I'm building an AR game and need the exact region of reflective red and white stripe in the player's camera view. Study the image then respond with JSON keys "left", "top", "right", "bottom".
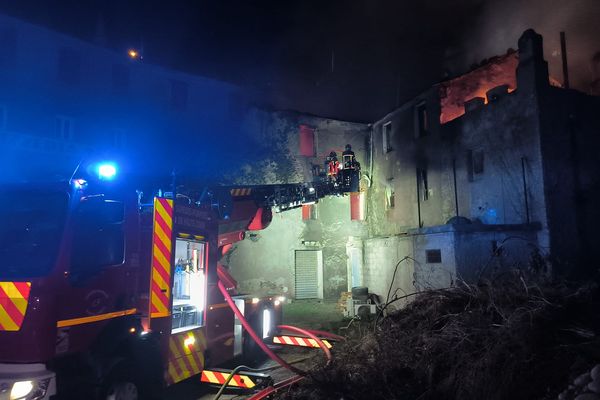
{"left": 201, "top": 370, "right": 256, "bottom": 388}
{"left": 272, "top": 335, "right": 332, "bottom": 349}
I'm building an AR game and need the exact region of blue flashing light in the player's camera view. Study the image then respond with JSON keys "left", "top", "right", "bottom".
{"left": 98, "top": 163, "right": 117, "bottom": 180}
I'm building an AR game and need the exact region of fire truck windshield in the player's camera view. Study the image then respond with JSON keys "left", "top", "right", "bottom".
{"left": 0, "top": 191, "right": 68, "bottom": 279}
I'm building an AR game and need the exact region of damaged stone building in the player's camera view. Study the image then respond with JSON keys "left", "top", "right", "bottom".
{"left": 227, "top": 29, "right": 600, "bottom": 306}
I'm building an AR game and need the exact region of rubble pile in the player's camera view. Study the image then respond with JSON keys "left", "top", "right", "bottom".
{"left": 277, "top": 275, "right": 600, "bottom": 400}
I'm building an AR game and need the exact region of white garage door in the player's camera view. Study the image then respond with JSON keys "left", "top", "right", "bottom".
{"left": 294, "top": 250, "right": 323, "bottom": 299}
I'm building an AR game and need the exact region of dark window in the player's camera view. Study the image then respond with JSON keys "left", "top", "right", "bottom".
{"left": 383, "top": 122, "right": 392, "bottom": 153}
{"left": 417, "top": 168, "right": 429, "bottom": 201}
{"left": 0, "top": 28, "right": 17, "bottom": 68}
{"left": 57, "top": 47, "right": 81, "bottom": 84}
{"left": 71, "top": 199, "right": 125, "bottom": 277}
{"left": 112, "top": 64, "right": 130, "bottom": 92}
{"left": 170, "top": 80, "right": 188, "bottom": 110}
{"left": 0, "top": 191, "right": 67, "bottom": 279}
{"left": 416, "top": 102, "right": 428, "bottom": 137}
{"left": 467, "top": 149, "right": 484, "bottom": 181}
{"left": 426, "top": 249, "right": 442, "bottom": 263}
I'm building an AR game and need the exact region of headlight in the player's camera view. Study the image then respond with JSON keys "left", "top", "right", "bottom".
{"left": 10, "top": 378, "right": 50, "bottom": 400}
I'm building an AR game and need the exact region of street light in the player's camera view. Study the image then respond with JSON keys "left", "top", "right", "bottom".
{"left": 128, "top": 49, "right": 140, "bottom": 60}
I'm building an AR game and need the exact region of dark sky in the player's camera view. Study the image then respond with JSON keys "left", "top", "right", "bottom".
{"left": 1, "top": 0, "right": 599, "bottom": 122}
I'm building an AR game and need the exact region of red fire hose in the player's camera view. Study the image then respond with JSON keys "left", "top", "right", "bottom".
{"left": 284, "top": 327, "right": 345, "bottom": 342}
{"left": 217, "top": 281, "right": 336, "bottom": 399}
{"left": 218, "top": 282, "right": 332, "bottom": 370}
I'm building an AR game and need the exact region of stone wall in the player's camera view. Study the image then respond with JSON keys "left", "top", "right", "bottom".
{"left": 363, "top": 236, "right": 414, "bottom": 309}
{"left": 226, "top": 108, "right": 370, "bottom": 300}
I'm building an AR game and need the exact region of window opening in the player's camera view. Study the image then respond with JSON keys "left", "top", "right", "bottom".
{"left": 382, "top": 122, "right": 392, "bottom": 153}
{"left": 467, "top": 149, "right": 485, "bottom": 181}
{"left": 426, "top": 249, "right": 442, "bottom": 263}
{"left": 172, "top": 238, "right": 206, "bottom": 333}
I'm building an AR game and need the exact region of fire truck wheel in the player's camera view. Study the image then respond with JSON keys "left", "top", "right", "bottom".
{"left": 104, "top": 381, "right": 138, "bottom": 400}
{"left": 101, "top": 363, "right": 145, "bottom": 400}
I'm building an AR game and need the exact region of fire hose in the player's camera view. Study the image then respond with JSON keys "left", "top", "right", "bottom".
{"left": 217, "top": 281, "right": 335, "bottom": 399}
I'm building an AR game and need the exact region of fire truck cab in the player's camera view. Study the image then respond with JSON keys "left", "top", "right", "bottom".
{"left": 0, "top": 166, "right": 282, "bottom": 399}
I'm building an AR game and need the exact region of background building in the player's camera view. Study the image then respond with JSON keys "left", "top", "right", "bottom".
{"left": 227, "top": 29, "right": 600, "bottom": 308}
{"left": 0, "top": 12, "right": 245, "bottom": 183}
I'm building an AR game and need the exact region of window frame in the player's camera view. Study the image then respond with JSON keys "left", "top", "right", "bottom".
{"left": 171, "top": 237, "right": 207, "bottom": 333}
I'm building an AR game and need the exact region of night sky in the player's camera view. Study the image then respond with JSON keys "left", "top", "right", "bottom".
{"left": 1, "top": 0, "right": 598, "bottom": 122}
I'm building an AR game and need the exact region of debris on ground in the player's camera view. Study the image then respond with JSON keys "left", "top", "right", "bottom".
{"left": 275, "top": 273, "right": 600, "bottom": 400}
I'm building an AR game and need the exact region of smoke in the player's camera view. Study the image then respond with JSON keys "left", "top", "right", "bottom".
{"left": 447, "top": 0, "right": 600, "bottom": 92}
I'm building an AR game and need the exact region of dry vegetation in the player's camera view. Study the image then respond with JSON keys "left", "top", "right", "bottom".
{"left": 276, "top": 273, "right": 600, "bottom": 400}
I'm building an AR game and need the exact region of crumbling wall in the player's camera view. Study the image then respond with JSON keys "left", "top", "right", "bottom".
{"left": 228, "top": 108, "right": 369, "bottom": 300}
{"left": 438, "top": 51, "right": 518, "bottom": 124}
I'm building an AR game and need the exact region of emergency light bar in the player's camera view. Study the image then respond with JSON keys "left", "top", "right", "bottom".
{"left": 97, "top": 163, "right": 118, "bottom": 180}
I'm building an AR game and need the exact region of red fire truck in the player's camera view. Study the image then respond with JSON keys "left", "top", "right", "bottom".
{"left": 0, "top": 160, "right": 359, "bottom": 400}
